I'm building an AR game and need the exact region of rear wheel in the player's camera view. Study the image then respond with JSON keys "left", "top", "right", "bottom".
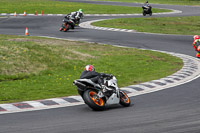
{"left": 63, "top": 24, "right": 69, "bottom": 32}
{"left": 119, "top": 90, "right": 131, "bottom": 107}
{"left": 83, "top": 89, "right": 105, "bottom": 111}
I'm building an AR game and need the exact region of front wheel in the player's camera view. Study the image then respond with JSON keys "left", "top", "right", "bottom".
{"left": 83, "top": 89, "right": 105, "bottom": 111}
{"left": 63, "top": 24, "right": 70, "bottom": 32}
{"left": 59, "top": 27, "right": 63, "bottom": 31}
{"left": 119, "top": 90, "right": 131, "bottom": 107}
{"left": 149, "top": 11, "right": 152, "bottom": 16}
{"left": 143, "top": 11, "right": 146, "bottom": 16}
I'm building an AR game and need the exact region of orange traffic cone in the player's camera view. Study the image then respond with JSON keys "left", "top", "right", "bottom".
{"left": 35, "top": 10, "right": 37, "bottom": 16}
{"left": 24, "top": 11, "right": 26, "bottom": 16}
{"left": 14, "top": 11, "right": 17, "bottom": 16}
{"left": 41, "top": 10, "right": 43, "bottom": 16}
{"left": 25, "top": 27, "right": 29, "bottom": 36}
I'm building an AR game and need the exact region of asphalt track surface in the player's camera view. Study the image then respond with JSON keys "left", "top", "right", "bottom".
{"left": 0, "top": 0, "right": 200, "bottom": 133}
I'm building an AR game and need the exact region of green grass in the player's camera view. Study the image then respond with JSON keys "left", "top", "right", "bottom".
{"left": 92, "top": 0, "right": 200, "bottom": 6}
{"left": 0, "top": 0, "right": 170, "bottom": 14}
{"left": 92, "top": 16, "right": 200, "bottom": 35}
{"left": 0, "top": 35, "right": 183, "bottom": 103}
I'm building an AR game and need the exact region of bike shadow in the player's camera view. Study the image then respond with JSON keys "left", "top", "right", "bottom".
{"left": 82, "top": 104, "right": 134, "bottom": 112}
{"left": 105, "top": 104, "right": 134, "bottom": 111}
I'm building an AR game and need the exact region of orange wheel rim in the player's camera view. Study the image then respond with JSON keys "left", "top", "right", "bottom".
{"left": 120, "top": 92, "right": 130, "bottom": 103}
{"left": 89, "top": 91, "right": 104, "bottom": 106}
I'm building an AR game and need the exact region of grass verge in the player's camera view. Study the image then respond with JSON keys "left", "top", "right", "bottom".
{"left": 0, "top": 0, "right": 170, "bottom": 14}
{"left": 0, "top": 34, "right": 183, "bottom": 103}
{"left": 92, "top": 0, "right": 200, "bottom": 6}
{"left": 92, "top": 16, "right": 200, "bottom": 35}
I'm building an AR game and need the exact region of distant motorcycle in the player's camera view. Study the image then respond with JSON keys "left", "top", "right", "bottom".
{"left": 59, "top": 16, "right": 75, "bottom": 32}
{"left": 142, "top": 5, "right": 152, "bottom": 16}
{"left": 73, "top": 75, "right": 131, "bottom": 111}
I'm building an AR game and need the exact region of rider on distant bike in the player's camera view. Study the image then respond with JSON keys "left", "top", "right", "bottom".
{"left": 80, "top": 65, "right": 113, "bottom": 95}
{"left": 143, "top": 1, "right": 151, "bottom": 10}
{"left": 142, "top": 0, "right": 152, "bottom": 16}
{"left": 144, "top": 1, "right": 150, "bottom": 6}
{"left": 67, "top": 9, "right": 84, "bottom": 25}
{"left": 192, "top": 35, "right": 200, "bottom": 58}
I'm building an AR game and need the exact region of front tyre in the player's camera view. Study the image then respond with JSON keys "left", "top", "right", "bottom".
{"left": 149, "top": 11, "right": 152, "bottom": 16}
{"left": 83, "top": 89, "right": 105, "bottom": 111}
{"left": 59, "top": 27, "right": 63, "bottom": 31}
{"left": 119, "top": 90, "right": 131, "bottom": 107}
{"left": 63, "top": 24, "right": 70, "bottom": 32}
{"left": 143, "top": 11, "right": 146, "bottom": 16}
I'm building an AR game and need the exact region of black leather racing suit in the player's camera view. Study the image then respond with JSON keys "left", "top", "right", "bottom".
{"left": 80, "top": 70, "right": 110, "bottom": 85}
{"left": 78, "top": 71, "right": 111, "bottom": 97}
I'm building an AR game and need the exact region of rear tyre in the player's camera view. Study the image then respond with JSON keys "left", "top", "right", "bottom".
{"left": 83, "top": 89, "right": 105, "bottom": 111}
{"left": 119, "top": 90, "right": 131, "bottom": 107}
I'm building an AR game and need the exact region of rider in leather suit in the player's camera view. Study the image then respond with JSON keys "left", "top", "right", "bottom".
{"left": 79, "top": 65, "right": 113, "bottom": 96}
{"left": 80, "top": 65, "right": 112, "bottom": 85}
{"left": 67, "top": 9, "right": 84, "bottom": 25}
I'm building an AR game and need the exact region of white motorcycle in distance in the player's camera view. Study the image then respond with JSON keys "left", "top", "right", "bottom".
{"left": 73, "top": 75, "right": 131, "bottom": 111}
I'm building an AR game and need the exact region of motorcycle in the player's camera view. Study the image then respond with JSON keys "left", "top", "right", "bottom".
{"left": 73, "top": 75, "right": 131, "bottom": 111}
{"left": 142, "top": 5, "right": 152, "bottom": 16}
{"left": 59, "top": 16, "right": 75, "bottom": 32}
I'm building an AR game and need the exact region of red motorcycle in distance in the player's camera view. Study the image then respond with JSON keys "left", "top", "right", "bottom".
{"left": 193, "top": 35, "right": 200, "bottom": 58}
{"left": 59, "top": 16, "right": 75, "bottom": 32}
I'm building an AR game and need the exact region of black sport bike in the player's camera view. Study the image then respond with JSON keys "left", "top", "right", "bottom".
{"left": 59, "top": 16, "right": 75, "bottom": 32}
{"left": 142, "top": 5, "right": 152, "bottom": 16}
